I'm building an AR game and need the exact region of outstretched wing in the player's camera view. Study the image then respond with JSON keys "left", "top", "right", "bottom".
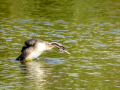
{"left": 21, "top": 39, "right": 45, "bottom": 52}
{"left": 25, "top": 39, "right": 37, "bottom": 46}
{"left": 21, "top": 39, "right": 37, "bottom": 52}
{"left": 21, "top": 45, "right": 28, "bottom": 52}
{"left": 25, "top": 39, "right": 44, "bottom": 47}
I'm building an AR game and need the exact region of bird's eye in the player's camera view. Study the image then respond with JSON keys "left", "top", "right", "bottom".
{"left": 62, "top": 46, "right": 65, "bottom": 50}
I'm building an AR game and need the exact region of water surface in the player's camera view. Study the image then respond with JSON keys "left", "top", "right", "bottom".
{"left": 0, "top": 0, "right": 120, "bottom": 90}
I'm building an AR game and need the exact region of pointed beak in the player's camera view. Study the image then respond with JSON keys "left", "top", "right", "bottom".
{"left": 64, "top": 50, "right": 70, "bottom": 54}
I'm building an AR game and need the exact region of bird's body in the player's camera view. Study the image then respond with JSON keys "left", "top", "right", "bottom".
{"left": 16, "top": 39, "right": 70, "bottom": 61}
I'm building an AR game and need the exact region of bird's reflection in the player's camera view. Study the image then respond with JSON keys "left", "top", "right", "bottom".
{"left": 19, "top": 58, "right": 62, "bottom": 89}
{"left": 20, "top": 60, "right": 47, "bottom": 89}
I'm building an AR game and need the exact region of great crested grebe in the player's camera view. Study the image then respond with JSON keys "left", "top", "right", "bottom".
{"left": 16, "top": 39, "right": 70, "bottom": 61}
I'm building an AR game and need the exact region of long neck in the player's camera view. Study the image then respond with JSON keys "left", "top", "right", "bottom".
{"left": 51, "top": 42, "right": 61, "bottom": 48}
{"left": 45, "top": 42, "right": 60, "bottom": 50}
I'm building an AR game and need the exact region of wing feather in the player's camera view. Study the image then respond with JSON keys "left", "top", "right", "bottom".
{"left": 25, "top": 39, "right": 44, "bottom": 46}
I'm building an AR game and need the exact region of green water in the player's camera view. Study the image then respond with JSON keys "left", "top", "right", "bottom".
{"left": 0, "top": 0, "right": 120, "bottom": 90}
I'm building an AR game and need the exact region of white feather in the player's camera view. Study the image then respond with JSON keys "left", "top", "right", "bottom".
{"left": 27, "top": 43, "right": 46, "bottom": 60}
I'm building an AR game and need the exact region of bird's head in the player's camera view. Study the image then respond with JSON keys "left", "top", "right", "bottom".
{"left": 58, "top": 46, "right": 70, "bottom": 54}
{"left": 51, "top": 42, "right": 70, "bottom": 54}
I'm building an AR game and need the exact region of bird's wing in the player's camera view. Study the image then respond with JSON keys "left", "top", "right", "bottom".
{"left": 25, "top": 39, "right": 44, "bottom": 46}
{"left": 21, "top": 39, "right": 38, "bottom": 52}
{"left": 21, "top": 45, "right": 28, "bottom": 52}
{"left": 25, "top": 39, "right": 37, "bottom": 46}
{"left": 22, "top": 39, "right": 44, "bottom": 52}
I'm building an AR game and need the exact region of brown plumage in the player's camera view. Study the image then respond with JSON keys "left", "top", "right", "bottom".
{"left": 16, "top": 39, "right": 70, "bottom": 61}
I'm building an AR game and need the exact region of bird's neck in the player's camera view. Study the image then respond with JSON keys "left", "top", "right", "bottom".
{"left": 51, "top": 42, "right": 61, "bottom": 48}
{"left": 46, "top": 42, "right": 60, "bottom": 50}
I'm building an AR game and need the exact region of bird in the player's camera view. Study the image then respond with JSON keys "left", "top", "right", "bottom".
{"left": 16, "top": 39, "right": 70, "bottom": 61}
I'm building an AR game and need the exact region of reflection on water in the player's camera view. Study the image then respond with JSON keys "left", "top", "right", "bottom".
{"left": 0, "top": 0, "right": 120, "bottom": 90}
{"left": 19, "top": 58, "right": 63, "bottom": 90}
{"left": 20, "top": 61, "right": 46, "bottom": 89}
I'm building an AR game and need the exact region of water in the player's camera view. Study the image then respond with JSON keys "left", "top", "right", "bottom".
{"left": 0, "top": 0, "right": 120, "bottom": 90}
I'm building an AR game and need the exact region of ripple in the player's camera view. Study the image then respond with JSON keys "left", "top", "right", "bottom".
{"left": 0, "top": 1, "right": 120, "bottom": 89}
{"left": 67, "top": 73, "right": 79, "bottom": 77}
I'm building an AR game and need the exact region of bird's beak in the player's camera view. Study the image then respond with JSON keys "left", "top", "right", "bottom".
{"left": 64, "top": 50, "right": 70, "bottom": 54}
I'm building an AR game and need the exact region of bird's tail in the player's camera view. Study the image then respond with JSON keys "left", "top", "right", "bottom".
{"left": 16, "top": 54, "right": 22, "bottom": 61}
